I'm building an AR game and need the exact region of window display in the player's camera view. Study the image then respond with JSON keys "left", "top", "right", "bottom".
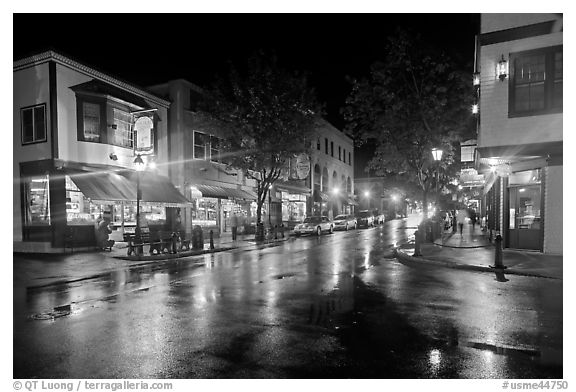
{"left": 24, "top": 175, "right": 50, "bottom": 225}
{"left": 191, "top": 197, "right": 218, "bottom": 226}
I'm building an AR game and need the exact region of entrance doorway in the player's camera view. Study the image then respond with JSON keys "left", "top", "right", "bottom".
{"left": 508, "top": 185, "right": 542, "bottom": 250}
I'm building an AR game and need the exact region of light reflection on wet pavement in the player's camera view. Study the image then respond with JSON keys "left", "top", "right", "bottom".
{"left": 14, "top": 219, "right": 562, "bottom": 378}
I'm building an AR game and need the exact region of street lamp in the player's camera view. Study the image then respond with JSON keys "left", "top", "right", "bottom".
{"left": 331, "top": 187, "right": 339, "bottom": 218}
{"left": 363, "top": 190, "right": 370, "bottom": 210}
{"left": 268, "top": 184, "right": 273, "bottom": 226}
{"left": 134, "top": 154, "right": 145, "bottom": 253}
{"left": 431, "top": 148, "right": 443, "bottom": 209}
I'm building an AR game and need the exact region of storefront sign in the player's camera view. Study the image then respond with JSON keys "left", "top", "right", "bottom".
{"left": 135, "top": 116, "right": 154, "bottom": 155}
{"left": 289, "top": 154, "right": 311, "bottom": 180}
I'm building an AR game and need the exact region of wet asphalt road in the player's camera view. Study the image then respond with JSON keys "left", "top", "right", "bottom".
{"left": 13, "top": 219, "right": 562, "bottom": 379}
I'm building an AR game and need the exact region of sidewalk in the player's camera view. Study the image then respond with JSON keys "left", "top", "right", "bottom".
{"left": 14, "top": 233, "right": 291, "bottom": 289}
{"left": 396, "top": 219, "right": 562, "bottom": 280}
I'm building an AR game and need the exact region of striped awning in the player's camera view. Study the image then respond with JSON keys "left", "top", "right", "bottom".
{"left": 68, "top": 169, "right": 191, "bottom": 207}
{"left": 191, "top": 184, "right": 257, "bottom": 200}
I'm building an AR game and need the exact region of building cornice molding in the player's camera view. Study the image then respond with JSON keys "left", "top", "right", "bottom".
{"left": 14, "top": 51, "right": 171, "bottom": 109}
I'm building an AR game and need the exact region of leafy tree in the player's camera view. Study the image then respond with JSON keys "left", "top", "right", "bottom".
{"left": 200, "top": 51, "right": 323, "bottom": 236}
{"left": 343, "top": 29, "right": 475, "bottom": 216}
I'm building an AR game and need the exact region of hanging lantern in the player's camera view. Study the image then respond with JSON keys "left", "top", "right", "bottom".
{"left": 497, "top": 54, "right": 508, "bottom": 82}
{"left": 471, "top": 103, "right": 479, "bottom": 115}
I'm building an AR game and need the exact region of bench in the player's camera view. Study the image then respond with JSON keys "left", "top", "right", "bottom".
{"left": 125, "top": 230, "right": 192, "bottom": 256}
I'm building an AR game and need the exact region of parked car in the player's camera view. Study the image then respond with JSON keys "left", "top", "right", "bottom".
{"left": 294, "top": 216, "right": 334, "bottom": 236}
{"left": 356, "top": 210, "right": 375, "bottom": 228}
{"left": 333, "top": 214, "right": 357, "bottom": 231}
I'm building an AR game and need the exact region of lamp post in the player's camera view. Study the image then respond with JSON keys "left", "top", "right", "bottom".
{"left": 391, "top": 194, "right": 398, "bottom": 218}
{"left": 363, "top": 190, "right": 370, "bottom": 210}
{"left": 431, "top": 148, "right": 443, "bottom": 211}
{"left": 268, "top": 184, "right": 273, "bottom": 226}
{"left": 134, "top": 154, "right": 145, "bottom": 253}
{"left": 331, "top": 187, "right": 339, "bottom": 219}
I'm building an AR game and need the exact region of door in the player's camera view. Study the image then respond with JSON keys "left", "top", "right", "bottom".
{"left": 508, "top": 185, "right": 542, "bottom": 250}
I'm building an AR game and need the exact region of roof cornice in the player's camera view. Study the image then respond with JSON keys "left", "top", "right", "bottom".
{"left": 14, "top": 51, "right": 171, "bottom": 108}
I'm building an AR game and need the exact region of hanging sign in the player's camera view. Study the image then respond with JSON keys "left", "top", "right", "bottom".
{"left": 134, "top": 116, "right": 154, "bottom": 155}
{"left": 289, "top": 153, "right": 311, "bottom": 180}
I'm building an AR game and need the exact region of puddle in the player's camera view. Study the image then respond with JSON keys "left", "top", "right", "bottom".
{"left": 29, "top": 304, "right": 72, "bottom": 320}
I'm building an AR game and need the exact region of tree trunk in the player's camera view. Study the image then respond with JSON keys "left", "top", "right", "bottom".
{"left": 256, "top": 202, "right": 262, "bottom": 225}
{"left": 422, "top": 190, "right": 428, "bottom": 217}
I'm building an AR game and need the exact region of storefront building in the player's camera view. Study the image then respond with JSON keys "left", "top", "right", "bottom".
{"left": 475, "top": 14, "right": 562, "bottom": 254}
{"left": 14, "top": 51, "right": 189, "bottom": 253}
{"left": 310, "top": 119, "right": 356, "bottom": 219}
{"left": 147, "top": 79, "right": 261, "bottom": 236}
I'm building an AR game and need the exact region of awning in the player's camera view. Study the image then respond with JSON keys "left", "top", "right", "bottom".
{"left": 192, "top": 184, "right": 257, "bottom": 200}
{"left": 346, "top": 198, "right": 359, "bottom": 206}
{"left": 276, "top": 182, "right": 311, "bottom": 196}
{"left": 68, "top": 169, "right": 191, "bottom": 207}
{"left": 68, "top": 170, "right": 135, "bottom": 202}
{"left": 123, "top": 171, "right": 191, "bottom": 206}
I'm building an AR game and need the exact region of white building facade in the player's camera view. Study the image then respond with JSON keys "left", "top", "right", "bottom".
{"left": 13, "top": 52, "right": 188, "bottom": 253}
{"left": 476, "top": 14, "right": 562, "bottom": 254}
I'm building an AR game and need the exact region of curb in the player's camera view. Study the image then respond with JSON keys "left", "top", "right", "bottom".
{"left": 394, "top": 248, "right": 560, "bottom": 280}
{"left": 112, "top": 246, "right": 237, "bottom": 262}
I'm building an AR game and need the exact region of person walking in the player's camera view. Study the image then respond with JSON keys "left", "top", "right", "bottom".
{"left": 469, "top": 207, "right": 477, "bottom": 231}
{"left": 456, "top": 208, "right": 468, "bottom": 237}
{"left": 230, "top": 212, "right": 238, "bottom": 241}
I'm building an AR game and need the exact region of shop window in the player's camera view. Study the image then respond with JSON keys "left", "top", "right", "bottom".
{"left": 111, "top": 108, "right": 133, "bottom": 148}
{"left": 21, "top": 104, "right": 47, "bottom": 145}
{"left": 141, "top": 205, "right": 166, "bottom": 223}
{"left": 24, "top": 175, "right": 50, "bottom": 225}
{"left": 509, "top": 46, "right": 562, "bottom": 116}
{"left": 509, "top": 169, "right": 541, "bottom": 185}
{"left": 65, "top": 176, "right": 97, "bottom": 225}
{"left": 82, "top": 102, "right": 102, "bottom": 142}
{"left": 192, "top": 198, "right": 217, "bottom": 226}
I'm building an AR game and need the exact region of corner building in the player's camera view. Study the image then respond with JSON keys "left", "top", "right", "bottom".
{"left": 13, "top": 52, "right": 188, "bottom": 253}
{"left": 476, "top": 14, "right": 562, "bottom": 254}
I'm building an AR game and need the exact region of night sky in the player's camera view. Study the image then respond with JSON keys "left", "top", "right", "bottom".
{"left": 14, "top": 13, "right": 480, "bottom": 177}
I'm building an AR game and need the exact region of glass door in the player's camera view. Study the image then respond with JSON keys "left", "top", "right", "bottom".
{"left": 508, "top": 185, "right": 542, "bottom": 250}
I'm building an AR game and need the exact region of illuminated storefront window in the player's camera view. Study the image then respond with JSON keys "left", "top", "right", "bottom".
{"left": 66, "top": 176, "right": 97, "bottom": 225}
{"left": 281, "top": 192, "right": 307, "bottom": 222}
{"left": 65, "top": 175, "right": 166, "bottom": 228}
{"left": 24, "top": 175, "right": 50, "bottom": 225}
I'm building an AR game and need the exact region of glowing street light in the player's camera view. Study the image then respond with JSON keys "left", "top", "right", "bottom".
{"left": 432, "top": 148, "right": 443, "bottom": 209}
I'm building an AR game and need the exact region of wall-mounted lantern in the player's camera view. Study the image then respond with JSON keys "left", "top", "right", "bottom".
{"left": 473, "top": 72, "right": 480, "bottom": 86}
{"left": 497, "top": 54, "right": 508, "bottom": 82}
{"left": 472, "top": 103, "right": 479, "bottom": 115}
